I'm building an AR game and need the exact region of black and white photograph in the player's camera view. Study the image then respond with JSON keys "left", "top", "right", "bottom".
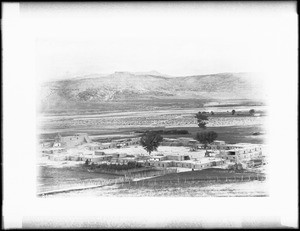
{"left": 2, "top": 2, "right": 298, "bottom": 229}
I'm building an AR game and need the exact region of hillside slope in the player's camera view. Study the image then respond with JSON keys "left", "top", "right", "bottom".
{"left": 39, "top": 72, "right": 265, "bottom": 112}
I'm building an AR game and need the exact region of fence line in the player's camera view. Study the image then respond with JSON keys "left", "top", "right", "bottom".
{"left": 126, "top": 168, "right": 177, "bottom": 179}
{"left": 38, "top": 177, "right": 129, "bottom": 196}
{"left": 38, "top": 168, "right": 179, "bottom": 196}
{"left": 88, "top": 166, "right": 177, "bottom": 176}
{"left": 122, "top": 175, "right": 267, "bottom": 187}
{"left": 38, "top": 168, "right": 266, "bottom": 196}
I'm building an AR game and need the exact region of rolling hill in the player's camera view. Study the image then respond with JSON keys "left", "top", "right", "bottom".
{"left": 39, "top": 72, "right": 265, "bottom": 113}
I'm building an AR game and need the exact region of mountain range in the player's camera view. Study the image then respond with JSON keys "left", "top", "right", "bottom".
{"left": 39, "top": 71, "right": 265, "bottom": 112}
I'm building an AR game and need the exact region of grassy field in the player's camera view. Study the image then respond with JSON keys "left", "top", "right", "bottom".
{"left": 161, "top": 125, "right": 266, "bottom": 144}
{"left": 39, "top": 124, "right": 266, "bottom": 145}
{"left": 143, "top": 168, "right": 265, "bottom": 182}
{"left": 38, "top": 115, "right": 265, "bottom": 131}
{"left": 37, "top": 165, "right": 120, "bottom": 193}
{"left": 38, "top": 105, "right": 266, "bottom": 138}
{"left": 39, "top": 167, "right": 268, "bottom": 197}
{"left": 43, "top": 178, "right": 268, "bottom": 197}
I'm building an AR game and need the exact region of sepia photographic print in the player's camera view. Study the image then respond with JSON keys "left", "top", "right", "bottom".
{"left": 2, "top": 2, "right": 298, "bottom": 229}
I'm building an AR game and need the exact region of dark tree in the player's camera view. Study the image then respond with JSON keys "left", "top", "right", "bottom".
{"left": 90, "top": 162, "right": 96, "bottom": 169}
{"left": 249, "top": 109, "right": 255, "bottom": 115}
{"left": 211, "top": 111, "right": 214, "bottom": 115}
{"left": 195, "top": 131, "right": 218, "bottom": 149}
{"left": 195, "top": 112, "right": 209, "bottom": 129}
{"left": 232, "top": 109, "right": 236, "bottom": 115}
{"left": 140, "top": 132, "right": 163, "bottom": 155}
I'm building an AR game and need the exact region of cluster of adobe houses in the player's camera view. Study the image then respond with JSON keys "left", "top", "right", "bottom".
{"left": 161, "top": 137, "right": 199, "bottom": 147}
{"left": 198, "top": 140, "right": 264, "bottom": 163}
{"left": 40, "top": 133, "right": 141, "bottom": 161}
{"left": 41, "top": 134, "right": 140, "bottom": 151}
{"left": 40, "top": 133, "right": 265, "bottom": 169}
{"left": 86, "top": 137, "right": 141, "bottom": 150}
{"left": 40, "top": 133, "right": 90, "bottom": 153}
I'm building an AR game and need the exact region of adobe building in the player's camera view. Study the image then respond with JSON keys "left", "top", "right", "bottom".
{"left": 41, "top": 147, "right": 65, "bottom": 154}
{"left": 217, "top": 145, "right": 263, "bottom": 163}
{"left": 55, "top": 133, "right": 91, "bottom": 148}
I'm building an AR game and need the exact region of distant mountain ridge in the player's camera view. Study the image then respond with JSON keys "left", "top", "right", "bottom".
{"left": 48, "top": 71, "right": 170, "bottom": 83}
{"left": 39, "top": 71, "right": 265, "bottom": 112}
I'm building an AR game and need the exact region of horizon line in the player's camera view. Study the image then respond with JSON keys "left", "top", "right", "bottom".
{"left": 42, "top": 70, "right": 258, "bottom": 83}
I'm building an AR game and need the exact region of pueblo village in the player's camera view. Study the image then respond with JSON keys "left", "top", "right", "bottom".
{"left": 38, "top": 108, "right": 268, "bottom": 197}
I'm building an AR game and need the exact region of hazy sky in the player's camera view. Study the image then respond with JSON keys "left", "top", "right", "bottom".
{"left": 20, "top": 2, "right": 296, "bottom": 81}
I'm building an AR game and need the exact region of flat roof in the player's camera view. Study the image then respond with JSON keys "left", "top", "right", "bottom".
{"left": 86, "top": 143, "right": 101, "bottom": 147}
{"left": 223, "top": 149, "right": 238, "bottom": 152}
{"left": 159, "top": 160, "right": 174, "bottom": 163}
{"left": 136, "top": 156, "right": 151, "bottom": 159}
{"left": 49, "top": 153, "right": 69, "bottom": 156}
{"left": 166, "top": 154, "right": 188, "bottom": 157}
{"left": 175, "top": 160, "right": 196, "bottom": 164}
{"left": 235, "top": 143, "right": 260, "bottom": 146}
{"left": 41, "top": 147, "right": 65, "bottom": 151}
{"left": 194, "top": 158, "right": 224, "bottom": 164}
{"left": 177, "top": 137, "right": 196, "bottom": 141}
{"left": 85, "top": 155, "right": 113, "bottom": 158}
{"left": 173, "top": 160, "right": 221, "bottom": 165}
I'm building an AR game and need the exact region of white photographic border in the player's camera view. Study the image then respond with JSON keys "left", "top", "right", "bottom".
{"left": 2, "top": 2, "right": 298, "bottom": 229}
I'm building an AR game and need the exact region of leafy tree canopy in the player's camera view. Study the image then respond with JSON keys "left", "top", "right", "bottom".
{"left": 195, "top": 111, "right": 209, "bottom": 129}
{"left": 195, "top": 131, "right": 218, "bottom": 147}
{"left": 140, "top": 132, "right": 163, "bottom": 155}
{"left": 249, "top": 109, "right": 255, "bottom": 115}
